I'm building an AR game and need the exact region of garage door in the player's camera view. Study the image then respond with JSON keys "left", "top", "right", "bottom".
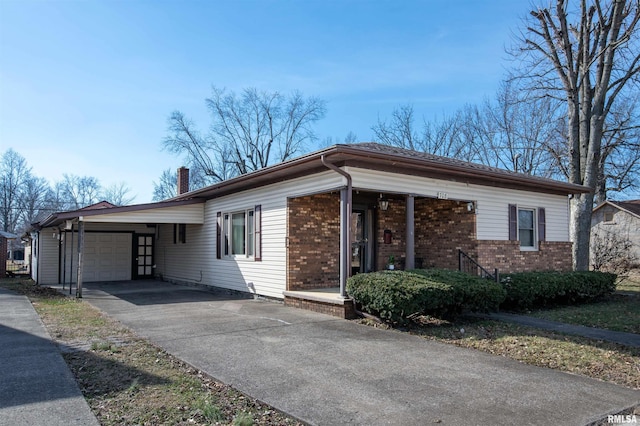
{"left": 82, "top": 233, "right": 132, "bottom": 282}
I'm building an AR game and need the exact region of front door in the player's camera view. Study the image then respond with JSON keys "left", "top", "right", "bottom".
{"left": 133, "top": 234, "right": 154, "bottom": 279}
{"left": 351, "top": 209, "right": 370, "bottom": 274}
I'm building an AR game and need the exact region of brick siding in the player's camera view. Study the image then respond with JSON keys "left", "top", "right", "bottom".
{"left": 415, "top": 198, "right": 477, "bottom": 270}
{"left": 287, "top": 193, "right": 340, "bottom": 290}
{"left": 284, "top": 296, "right": 357, "bottom": 319}
{"left": 477, "top": 240, "right": 573, "bottom": 273}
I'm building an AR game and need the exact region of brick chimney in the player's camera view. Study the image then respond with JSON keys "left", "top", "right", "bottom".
{"left": 177, "top": 167, "right": 190, "bottom": 195}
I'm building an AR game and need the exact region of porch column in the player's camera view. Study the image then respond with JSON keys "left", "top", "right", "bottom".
{"left": 405, "top": 194, "right": 415, "bottom": 270}
{"left": 76, "top": 219, "right": 84, "bottom": 298}
{"left": 339, "top": 186, "right": 352, "bottom": 298}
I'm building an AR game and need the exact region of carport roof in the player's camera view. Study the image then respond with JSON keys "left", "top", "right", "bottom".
{"left": 35, "top": 198, "right": 204, "bottom": 229}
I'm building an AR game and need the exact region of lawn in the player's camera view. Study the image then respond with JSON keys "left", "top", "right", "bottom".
{"left": 1, "top": 278, "right": 301, "bottom": 426}
{"left": 388, "top": 316, "right": 640, "bottom": 390}
{"left": 618, "top": 272, "right": 640, "bottom": 294}
{"left": 528, "top": 294, "right": 640, "bottom": 334}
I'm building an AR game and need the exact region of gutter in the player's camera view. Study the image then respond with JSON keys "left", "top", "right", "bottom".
{"left": 321, "top": 155, "right": 352, "bottom": 299}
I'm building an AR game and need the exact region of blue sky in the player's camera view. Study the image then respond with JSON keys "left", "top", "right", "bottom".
{"left": 0, "top": 0, "right": 531, "bottom": 204}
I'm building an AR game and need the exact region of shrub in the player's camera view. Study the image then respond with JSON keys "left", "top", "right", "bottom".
{"left": 500, "top": 271, "right": 617, "bottom": 311}
{"left": 347, "top": 269, "right": 505, "bottom": 324}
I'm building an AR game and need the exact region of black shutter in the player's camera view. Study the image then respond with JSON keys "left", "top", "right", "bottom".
{"left": 216, "top": 212, "right": 222, "bottom": 259}
{"left": 173, "top": 224, "right": 177, "bottom": 244}
{"left": 254, "top": 205, "right": 262, "bottom": 261}
{"left": 508, "top": 204, "right": 518, "bottom": 241}
{"left": 538, "top": 208, "right": 546, "bottom": 242}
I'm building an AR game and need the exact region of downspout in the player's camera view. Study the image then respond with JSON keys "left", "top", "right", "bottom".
{"left": 321, "top": 155, "right": 352, "bottom": 299}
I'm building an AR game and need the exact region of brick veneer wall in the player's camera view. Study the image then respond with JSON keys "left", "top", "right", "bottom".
{"left": 287, "top": 193, "right": 340, "bottom": 290}
{"left": 415, "top": 199, "right": 477, "bottom": 270}
{"left": 377, "top": 196, "right": 406, "bottom": 269}
{"left": 477, "top": 240, "right": 573, "bottom": 273}
{"left": 284, "top": 296, "right": 357, "bottom": 319}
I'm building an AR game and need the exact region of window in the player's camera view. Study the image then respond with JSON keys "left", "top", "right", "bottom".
{"left": 604, "top": 212, "right": 614, "bottom": 223}
{"left": 518, "top": 209, "right": 535, "bottom": 248}
{"left": 217, "top": 206, "right": 261, "bottom": 260}
{"left": 173, "top": 224, "right": 186, "bottom": 244}
{"left": 508, "top": 205, "right": 545, "bottom": 250}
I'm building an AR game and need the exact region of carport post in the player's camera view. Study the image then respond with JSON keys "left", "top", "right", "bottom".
{"left": 76, "top": 219, "right": 84, "bottom": 298}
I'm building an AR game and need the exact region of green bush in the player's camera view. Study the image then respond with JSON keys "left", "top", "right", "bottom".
{"left": 500, "top": 271, "right": 617, "bottom": 311}
{"left": 346, "top": 269, "right": 506, "bottom": 323}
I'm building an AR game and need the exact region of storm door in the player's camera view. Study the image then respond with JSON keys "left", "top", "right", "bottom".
{"left": 133, "top": 234, "right": 154, "bottom": 279}
{"left": 351, "top": 209, "right": 373, "bottom": 274}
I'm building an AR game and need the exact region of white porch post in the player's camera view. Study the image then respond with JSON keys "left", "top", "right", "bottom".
{"left": 339, "top": 186, "right": 352, "bottom": 298}
{"left": 76, "top": 219, "right": 84, "bottom": 298}
{"left": 406, "top": 194, "right": 415, "bottom": 270}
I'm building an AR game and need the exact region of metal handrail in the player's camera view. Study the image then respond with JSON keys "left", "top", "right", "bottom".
{"left": 458, "top": 249, "right": 499, "bottom": 283}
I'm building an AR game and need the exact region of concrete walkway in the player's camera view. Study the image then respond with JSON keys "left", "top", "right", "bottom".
{"left": 65, "top": 280, "right": 638, "bottom": 426}
{"left": 0, "top": 288, "right": 99, "bottom": 426}
{"left": 484, "top": 312, "right": 640, "bottom": 348}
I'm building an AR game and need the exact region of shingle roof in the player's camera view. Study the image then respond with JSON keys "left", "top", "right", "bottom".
{"left": 610, "top": 200, "right": 640, "bottom": 218}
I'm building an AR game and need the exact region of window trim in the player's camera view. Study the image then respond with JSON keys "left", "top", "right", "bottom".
{"left": 509, "top": 204, "right": 544, "bottom": 251}
{"left": 173, "top": 223, "right": 186, "bottom": 244}
{"left": 517, "top": 207, "right": 537, "bottom": 251}
{"left": 216, "top": 205, "right": 262, "bottom": 261}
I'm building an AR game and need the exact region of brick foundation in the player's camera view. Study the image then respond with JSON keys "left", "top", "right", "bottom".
{"left": 287, "top": 193, "right": 340, "bottom": 290}
{"left": 477, "top": 240, "right": 573, "bottom": 273}
{"left": 284, "top": 295, "right": 357, "bottom": 319}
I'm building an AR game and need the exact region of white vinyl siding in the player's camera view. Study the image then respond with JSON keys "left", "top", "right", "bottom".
{"left": 34, "top": 228, "right": 60, "bottom": 285}
{"left": 345, "top": 167, "right": 570, "bottom": 242}
{"left": 81, "top": 203, "right": 204, "bottom": 224}
{"left": 156, "top": 171, "right": 344, "bottom": 299}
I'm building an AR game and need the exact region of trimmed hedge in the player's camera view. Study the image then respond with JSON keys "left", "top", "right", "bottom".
{"left": 346, "top": 269, "right": 506, "bottom": 323}
{"left": 500, "top": 271, "right": 617, "bottom": 311}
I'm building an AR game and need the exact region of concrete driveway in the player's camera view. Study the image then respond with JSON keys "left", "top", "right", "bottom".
{"left": 73, "top": 280, "right": 638, "bottom": 425}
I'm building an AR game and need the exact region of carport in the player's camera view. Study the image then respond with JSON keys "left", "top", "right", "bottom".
{"left": 31, "top": 199, "right": 205, "bottom": 296}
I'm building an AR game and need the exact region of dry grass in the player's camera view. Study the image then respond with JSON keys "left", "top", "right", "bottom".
{"left": 618, "top": 271, "right": 640, "bottom": 294}
{"left": 1, "top": 279, "right": 301, "bottom": 426}
{"left": 360, "top": 316, "right": 640, "bottom": 390}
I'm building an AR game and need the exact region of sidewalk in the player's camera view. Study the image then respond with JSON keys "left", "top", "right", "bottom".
{"left": 0, "top": 288, "right": 99, "bottom": 426}
{"left": 482, "top": 312, "right": 640, "bottom": 348}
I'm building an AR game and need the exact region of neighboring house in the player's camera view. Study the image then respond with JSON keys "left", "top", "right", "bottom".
{"left": 28, "top": 143, "right": 588, "bottom": 317}
{"left": 591, "top": 200, "right": 640, "bottom": 269}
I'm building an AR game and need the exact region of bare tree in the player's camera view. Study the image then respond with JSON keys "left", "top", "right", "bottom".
{"left": 151, "top": 166, "right": 210, "bottom": 201}
{"left": 511, "top": 0, "right": 640, "bottom": 270}
{"left": 19, "top": 176, "right": 52, "bottom": 230}
{"left": 596, "top": 94, "right": 640, "bottom": 202}
{"left": 0, "top": 149, "right": 31, "bottom": 232}
{"left": 100, "top": 182, "right": 136, "bottom": 206}
{"left": 163, "top": 87, "right": 326, "bottom": 182}
{"left": 59, "top": 174, "right": 101, "bottom": 210}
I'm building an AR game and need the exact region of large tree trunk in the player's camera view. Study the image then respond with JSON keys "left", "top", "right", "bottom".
{"left": 570, "top": 192, "right": 595, "bottom": 270}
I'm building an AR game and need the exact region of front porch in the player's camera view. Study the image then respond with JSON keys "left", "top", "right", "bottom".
{"left": 285, "top": 190, "right": 477, "bottom": 317}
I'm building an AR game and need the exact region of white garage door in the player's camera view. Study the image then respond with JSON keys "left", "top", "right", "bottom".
{"left": 82, "top": 233, "right": 132, "bottom": 282}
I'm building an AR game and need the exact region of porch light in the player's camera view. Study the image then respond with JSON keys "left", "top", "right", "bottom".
{"left": 467, "top": 202, "right": 476, "bottom": 212}
{"left": 378, "top": 194, "right": 389, "bottom": 211}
